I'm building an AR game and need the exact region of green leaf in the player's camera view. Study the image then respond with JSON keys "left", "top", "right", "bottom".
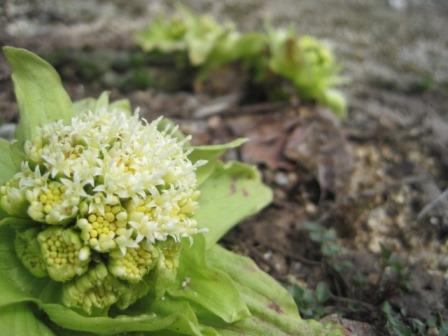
{"left": 94, "top": 91, "right": 110, "bottom": 112}
{"left": 110, "top": 98, "right": 132, "bottom": 116}
{"left": 208, "top": 246, "right": 299, "bottom": 318}
{"left": 73, "top": 92, "right": 132, "bottom": 117}
{"left": 440, "top": 322, "right": 448, "bottom": 336}
{"left": 157, "top": 118, "right": 187, "bottom": 143}
{"left": 0, "top": 206, "right": 8, "bottom": 219}
{"left": 189, "top": 138, "right": 247, "bottom": 185}
{"left": 0, "top": 303, "right": 54, "bottom": 336}
{"left": 72, "top": 98, "right": 96, "bottom": 114}
{"left": 3, "top": 46, "right": 73, "bottom": 142}
{"left": 40, "top": 303, "right": 177, "bottom": 335}
{"left": 202, "top": 32, "right": 266, "bottom": 74}
{"left": 77, "top": 91, "right": 110, "bottom": 115}
{"left": 315, "top": 282, "right": 331, "bottom": 304}
{"left": 170, "top": 235, "right": 250, "bottom": 323}
{"left": 181, "top": 8, "right": 231, "bottom": 66}
{"left": 383, "top": 302, "right": 413, "bottom": 336}
{"left": 135, "top": 15, "right": 188, "bottom": 53}
{"left": 0, "top": 225, "right": 58, "bottom": 308}
{"left": 206, "top": 246, "right": 342, "bottom": 336}
{"left": 40, "top": 295, "right": 220, "bottom": 336}
{"left": 0, "top": 217, "right": 34, "bottom": 229}
{"left": 0, "top": 139, "right": 21, "bottom": 185}
{"left": 320, "top": 89, "right": 347, "bottom": 118}
{"left": 195, "top": 161, "right": 272, "bottom": 247}
{"left": 9, "top": 141, "right": 27, "bottom": 168}
{"left": 149, "top": 298, "right": 218, "bottom": 336}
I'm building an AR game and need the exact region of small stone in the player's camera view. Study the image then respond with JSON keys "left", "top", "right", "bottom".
{"left": 274, "top": 172, "right": 289, "bottom": 187}
{"left": 305, "top": 203, "right": 317, "bottom": 214}
{"left": 207, "top": 116, "right": 222, "bottom": 129}
{"left": 274, "top": 189, "right": 287, "bottom": 201}
{"left": 438, "top": 256, "right": 448, "bottom": 269}
{"left": 263, "top": 250, "right": 273, "bottom": 260}
{"left": 430, "top": 217, "right": 439, "bottom": 225}
{"left": 368, "top": 273, "right": 380, "bottom": 285}
{"left": 427, "top": 327, "right": 438, "bottom": 336}
{"left": 388, "top": 0, "right": 407, "bottom": 10}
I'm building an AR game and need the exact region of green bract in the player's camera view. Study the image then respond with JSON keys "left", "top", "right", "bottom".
{"left": 15, "top": 228, "right": 47, "bottom": 277}
{"left": 136, "top": 7, "right": 347, "bottom": 117}
{"left": 62, "top": 263, "right": 125, "bottom": 313}
{"left": 0, "top": 173, "right": 28, "bottom": 217}
{"left": 0, "top": 46, "right": 343, "bottom": 335}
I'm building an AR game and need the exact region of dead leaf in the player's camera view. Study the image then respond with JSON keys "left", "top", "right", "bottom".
{"left": 285, "top": 108, "right": 353, "bottom": 199}
{"left": 227, "top": 111, "right": 300, "bottom": 169}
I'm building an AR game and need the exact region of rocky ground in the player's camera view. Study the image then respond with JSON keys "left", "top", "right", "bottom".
{"left": 1, "top": 0, "right": 448, "bottom": 335}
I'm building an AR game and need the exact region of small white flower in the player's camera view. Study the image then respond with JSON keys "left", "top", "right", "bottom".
{"left": 11, "top": 108, "right": 201, "bottom": 254}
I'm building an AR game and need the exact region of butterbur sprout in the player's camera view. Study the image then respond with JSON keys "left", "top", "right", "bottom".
{"left": 3, "top": 105, "right": 202, "bottom": 309}
{"left": 136, "top": 6, "right": 347, "bottom": 117}
{"left": 0, "top": 46, "right": 343, "bottom": 335}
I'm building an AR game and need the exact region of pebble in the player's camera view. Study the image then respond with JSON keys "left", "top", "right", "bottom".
{"left": 263, "top": 250, "right": 273, "bottom": 260}
{"left": 274, "top": 171, "right": 289, "bottom": 187}
{"left": 388, "top": 0, "right": 407, "bottom": 10}
{"left": 274, "top": 189, "right": 287, "bottom": 201}
{"left": 305, "top": 203, "right": 317, "bottom": 215}
{"left": 430, "top": 217, "right": 439, "bottom": 225}
{"left": 439, "top": 256, "right": 448, "bottom": 269}
{"left": 427, "top": 327, "right": 438, "bottom": 336}
{"left": 207, "top": 116, "right": 222, "bottom": 129}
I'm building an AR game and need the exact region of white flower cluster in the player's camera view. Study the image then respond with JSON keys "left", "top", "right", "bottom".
{"left": 2, "top": 109, "right": 202, "bottom": 255}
